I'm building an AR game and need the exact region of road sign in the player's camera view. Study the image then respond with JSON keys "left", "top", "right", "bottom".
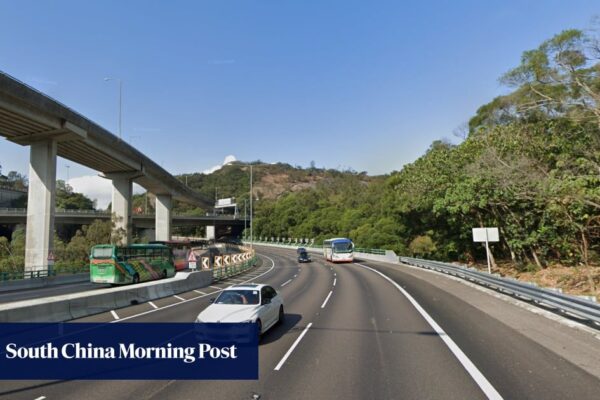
{"left": 472, "top": 228, "right": 499, "bottom": 243}
{"left": 472, "top": 227, "right": 499, "bottom": 274}
{"left": 201, "top": 257, "right": 210, "bottom": 270}
{"left": 187, "top": 251, "right": 197, "bottom": 270}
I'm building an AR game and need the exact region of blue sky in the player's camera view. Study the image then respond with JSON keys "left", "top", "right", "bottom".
{"left": 0, "top": 0, "right": 599, "bottom": 205}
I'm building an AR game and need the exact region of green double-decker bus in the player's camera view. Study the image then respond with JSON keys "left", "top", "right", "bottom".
{"left": 90, "top": 244, "right": 176, "bottom": 285}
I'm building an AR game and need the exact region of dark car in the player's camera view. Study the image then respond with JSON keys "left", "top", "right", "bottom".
{"left": 297, "top": 251, "right": 311, "bottom": 263}
{"left": 296, "top": 247, "right": 306, "bottom": 254}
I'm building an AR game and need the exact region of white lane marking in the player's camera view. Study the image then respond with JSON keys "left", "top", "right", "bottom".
{"left": 111, "top": 255, "right": 276, "bottom": 323}
{"left": 321, "top": 290, "right": 333, "bottom": 309}
{"left": 354, "top": 263, "right": 503, "bottom": 400}
{"left": 210, "top": 286, "right": 223, "bottom": 290}
{"left": 281, "top": 279, "right": 292, "bottom": 287}
{"left": 274, "top": 322, "right": 313, "bottom": 371}
{"left": 293, "top": 274, "right": 298, "bottom": 278}
{"left": 148, "top": 301, "right": 158, "bottom": 309}
{"left": 333, "top": 278, "right": 337, "bottom": 287}
{"left": 334, "top": 273, "right": 337, "bottom": 277}
{"left": 110, "top": 310, "right": 120, "bottom": 320}
{"left": 194, "top": 290, "right": 207, "bottom": 295}
{"left": 34, "top": 397, "right": 46, "bottom": 400}
{"left": 173, "top": 295, "right": 185, "bottom": 301}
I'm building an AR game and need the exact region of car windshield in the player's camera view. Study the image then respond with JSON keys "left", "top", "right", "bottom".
{"left": 333, "top": 242, "right": 353, "bottom": 253}
{"left": 215, "top": 289, "right": 260, "bottom": 305}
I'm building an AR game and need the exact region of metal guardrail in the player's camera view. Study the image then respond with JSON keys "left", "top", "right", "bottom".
{"left": 354, "top": 247, "right": 386, "bottom": 255}
{"left": 0, "top": 266, "right": 89, "bottom": 281}
{"left": 212, "top": 256, "right": 257, "bottom": 282}
{"left": 399, "top": 257, "right": 600, "bottom": 327}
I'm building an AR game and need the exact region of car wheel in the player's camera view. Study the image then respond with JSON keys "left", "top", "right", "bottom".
{"left": 256, "top": 319, "right": 262, "bottom": 337}
{"left": 278, "top": 306, "right": 284, "bottom": 324}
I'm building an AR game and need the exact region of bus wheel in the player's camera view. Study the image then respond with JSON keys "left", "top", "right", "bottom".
{"left": 132, "top": 274, "right": 140, "bottom": 284}
{"left": 162, "top": 269, "right": 167, "bottom": 279}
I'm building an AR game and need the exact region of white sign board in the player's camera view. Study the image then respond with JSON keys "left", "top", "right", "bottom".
{"left": 472, "top": 228, "right": 499, "bottom": 243}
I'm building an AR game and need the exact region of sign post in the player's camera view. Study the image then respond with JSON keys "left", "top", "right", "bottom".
{"left": 472, "top": 228, "right": 499, "bottom": 274}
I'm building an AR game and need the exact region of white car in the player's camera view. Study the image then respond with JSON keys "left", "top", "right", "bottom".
{"left": 195, "top": 284, "right": 284, "bottom": 336}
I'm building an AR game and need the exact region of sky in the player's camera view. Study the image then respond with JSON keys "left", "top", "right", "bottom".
{"left": 0, "top": 0, "right": 599, "bottom": 207}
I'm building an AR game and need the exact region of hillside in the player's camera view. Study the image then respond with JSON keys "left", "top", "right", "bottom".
{"left": 173, "top": 162, "right": 378, "bottom": 214}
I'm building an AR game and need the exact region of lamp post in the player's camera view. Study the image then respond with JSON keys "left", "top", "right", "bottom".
{"left": 250, "top": 164, "right": 253, "bottom": 249}
{"left": 103, "top": 77, "right": 122, "bottom": 139}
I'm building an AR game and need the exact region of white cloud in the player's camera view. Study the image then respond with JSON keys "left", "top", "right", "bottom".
{"left": 68, "top": 175, "right": 144, "bottom": 210}
{"left": 202, "top": 155, "right": 237, "bottom": 174}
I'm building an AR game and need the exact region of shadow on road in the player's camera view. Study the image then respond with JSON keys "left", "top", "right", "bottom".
{"left": 260, "top": 313, "right": 302, "bottom": 344}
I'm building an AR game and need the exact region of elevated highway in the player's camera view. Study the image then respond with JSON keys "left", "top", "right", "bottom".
{"left": 0, "top": 207, "right": 247, "bottom": 229}
{"left": 0, "top": 71, "right": 213, "bottom": 271}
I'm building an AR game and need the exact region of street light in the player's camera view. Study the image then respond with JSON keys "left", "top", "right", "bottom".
{"left": 104, "top": 77, "right": 122, "bottom": 139}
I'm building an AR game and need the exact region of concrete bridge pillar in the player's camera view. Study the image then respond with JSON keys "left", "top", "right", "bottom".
{"left": 24, "top": 140, "right": 57, "bottom": 272}
{"left": 155, "top": 194, "right": 172, "bottom": 241}
{"left": 112, "top": 177, "right": 133, "bottom": 245}
{"left": 111, "top": 177, "right": 133, "bottom": 245}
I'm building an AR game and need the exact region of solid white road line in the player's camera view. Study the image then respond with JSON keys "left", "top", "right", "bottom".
{"left": 321, "top": 290, "right": 333, "bottom": 309}
{"left": 111, "top": 255, "right": 277, "bottom": 323}
{"left": 173, "top": 295, "right": 185, "bottom": 301}
{"left": 281, "top": 279, "right": 293, "bottom": 287}
{"left": 333, "top": 278, "right": 337, "bottom": 287}
{"left": 354, "top": 263, "right": 503, "bottom": 400}
{"left": 148, "top": 301, "right": 158, "bottom": 309}
{"left": 209, "top": 286, "right": 223, "bottom": 290}
{"left": 34, "top": 397, "right": 46, "bottom": 400}
{"left": 110, "top": 310, "right": 120, "bottom": 320}
{"left": 194, "top": 290, "right": 207, "bottom": 295}
{"left": 274, "top": 322, "right": 313, "bottom": 371}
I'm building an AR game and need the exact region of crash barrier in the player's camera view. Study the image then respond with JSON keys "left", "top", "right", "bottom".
{"left": 0, "top": 272, "right": 89, "bottom": 293}
{"left": 212, "top": 246, "right": 257, "bottom": 282}
{"left": 0, "top": 270, "right": 213, "bottom": 322}
{"left": 400, "top": 257, "right": 600, "bottom": 327}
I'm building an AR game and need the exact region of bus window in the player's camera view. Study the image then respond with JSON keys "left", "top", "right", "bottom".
{"left": 92, "top": 247, "right": 113, "bottom": 259}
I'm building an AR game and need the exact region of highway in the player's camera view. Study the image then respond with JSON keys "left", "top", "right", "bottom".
{"left": 1, "top": 246, "right": 599, "bottom": 399}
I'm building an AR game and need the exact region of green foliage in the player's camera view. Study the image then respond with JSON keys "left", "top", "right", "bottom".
{"left": 56, "top": 180, "right": 95, "bottom": 210}
{"left": 409, "top": 236, "right": 437, "bottom": 257}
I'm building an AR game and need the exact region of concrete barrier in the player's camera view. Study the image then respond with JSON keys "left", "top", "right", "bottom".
{"left": 0, "top": 273, "right": 89, "bottom": 293}
{"left": 0, "top": 270, "right": 213, "bottom": 322}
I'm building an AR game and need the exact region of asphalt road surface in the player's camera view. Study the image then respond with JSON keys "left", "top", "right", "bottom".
{"left": 1, "top": 246, "right": 599, "bottom": 399}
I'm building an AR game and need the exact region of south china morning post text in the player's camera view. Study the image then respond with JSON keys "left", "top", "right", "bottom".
{"left": 0, "top": 323, "right": 259, "bottom": 380}
{"left": 6, "top": 342, "right": 239, "bottom": 364}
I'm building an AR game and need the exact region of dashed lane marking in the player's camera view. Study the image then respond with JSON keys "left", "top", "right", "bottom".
{"left": 321, "top": 291, "right": 333, "bottom": 309}
{"left": 274, "top": 323, "right": 313, "bottom": 371}
{"left": 109, "top": 255, "right": 276, "bottom": 323}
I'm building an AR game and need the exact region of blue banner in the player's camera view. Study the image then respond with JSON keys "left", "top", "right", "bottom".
{"left": 0, "top": 323, "right": 258, "bottom": 380}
